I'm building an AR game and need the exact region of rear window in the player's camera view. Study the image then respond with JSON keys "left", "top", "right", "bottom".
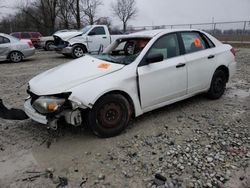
{"left": 0, "top": 36, "right": 10, "bottom": 44}
{"left": 21, "top": 32, "right": 31, "bottom": 39}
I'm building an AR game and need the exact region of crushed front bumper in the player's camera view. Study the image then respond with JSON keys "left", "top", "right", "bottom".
{"left": 55, "top": 45, "right": 73, "bottom": 55}
{"left": 24, "top": 98, "right": 83, "bottom": 129}
{"left": 24, "top": 99, "right": 48, "bottom": 124}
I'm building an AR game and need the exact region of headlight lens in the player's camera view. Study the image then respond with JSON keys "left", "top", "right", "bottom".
{"left": 32, "top": 97, "right": 65, "bottom": 114}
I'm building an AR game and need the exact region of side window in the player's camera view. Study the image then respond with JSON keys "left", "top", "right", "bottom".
{"left": 0, "top": 36, "right": 10, "bottom": 44}
{"left": 181, "top": 32, "right": 206, "bottom": 54}
{"left": 21, "top": 32, "right": 30, "bottom": 39}
{"left": 0, "top": 36, "right": 4, "bottom": 44}
{"left": 11, "top": 33, "right": 19, "bottom": 38}
{"left": 90, "top": 27, "right": 106, "bottom": 35}
{"left": 201, "top": 33, "right": 215, "bottom": 48}
{"left": 147, "top": 33, "right": 180, "bottom": 60}
{"left": 3, "top": 37, "right": 10, "bottom": 43}
{"left": 31, "top": 33, "right": 40, "bottom": 38}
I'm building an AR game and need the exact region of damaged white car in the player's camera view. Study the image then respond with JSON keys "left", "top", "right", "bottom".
{"left": 24, "top": 29, "right": 236, "bottom": 137}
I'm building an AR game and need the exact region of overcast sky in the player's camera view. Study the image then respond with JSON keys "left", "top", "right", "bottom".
{"left": 1, "top": 0, "right": 250, "bottom": 27}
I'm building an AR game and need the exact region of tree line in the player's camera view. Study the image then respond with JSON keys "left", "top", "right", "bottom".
{"left": 0, "top": 0, "right": 137, "bottom": 35}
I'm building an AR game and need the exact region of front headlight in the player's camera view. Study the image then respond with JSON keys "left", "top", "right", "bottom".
{"left": 32, "top": 97, "right": 66, "bottom": 114}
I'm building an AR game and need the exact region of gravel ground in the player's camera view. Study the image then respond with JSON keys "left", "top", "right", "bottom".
{"left": 0, "top": 49, "right": 249, "bottom": 188}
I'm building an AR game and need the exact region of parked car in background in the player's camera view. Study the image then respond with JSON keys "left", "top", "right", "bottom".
{"left": 24, "top": 29, "right": 236, "bottom": 138}
{"left": 38, "top": 29, "right": 77, "bottom": 51}
{"left": 0, "top": 33, "right": 35, "bottom": 63}
{"left": 10, "top": 32, "right": 43, "bottom": 48}
{"left": 53, "top": 25, "right": 124, "bottom": 58}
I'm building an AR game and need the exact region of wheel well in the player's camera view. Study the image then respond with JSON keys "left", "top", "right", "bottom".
{"left": 46, "top": 40, "right": 54, "bottom": 44}
{"left": 73, "top": 43, "right": 88, "bottom": 53}
{"left": 7, "top": 51, "right": 24, "bottom": 59}
{"left": 216, "top": 65, "right": 229, "bottom": 82}
{"left": 96, "top": 90, "right": 135, "bottom": 117}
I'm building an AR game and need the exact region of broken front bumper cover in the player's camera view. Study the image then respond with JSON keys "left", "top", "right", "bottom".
{"left": 24, "top": 99, "right": 48, "bottom": 124}
{"left": 24, "top": 98, "right": 83, "bottom": 129}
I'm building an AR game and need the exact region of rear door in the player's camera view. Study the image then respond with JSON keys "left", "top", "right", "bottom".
{"left": 138, "top": 33, "right": 187, "bottom": 110}
{"left": 87, "top": 26, "right": 109, "bottom": 52}
{"left": 0, "top": 36, "right": 11, "bottom": 61}
{"left": 180, "top": 31, "right": 217, "bottom": 94}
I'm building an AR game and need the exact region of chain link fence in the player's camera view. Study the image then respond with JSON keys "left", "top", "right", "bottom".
{"left": 128, "top": 21, "right": 250, "bottom": 45}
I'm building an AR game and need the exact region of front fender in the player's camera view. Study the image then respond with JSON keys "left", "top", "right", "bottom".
{"left": 67, "top": 69, "right": 143, "bottom": 117}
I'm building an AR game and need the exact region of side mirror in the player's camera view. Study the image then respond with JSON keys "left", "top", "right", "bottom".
{"left": 146, "top": 53, "right": 164, "bottom": 64}
{"left": 88, "top": 31, "right": 96, "bottom": 36}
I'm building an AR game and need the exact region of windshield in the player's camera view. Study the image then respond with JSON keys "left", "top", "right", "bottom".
{"left": 93, "top": 37, "right": 151, "bottom": 65}
{"left": 79, "top": 26, "right": 92, "bottom": 34}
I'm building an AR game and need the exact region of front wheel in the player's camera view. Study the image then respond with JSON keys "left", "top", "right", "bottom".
{"left": 207, "top": 70, "right": 227, "bottom": 99}
{"left": 72, "top": 45, "right": 86, "bottom": 58}
{"left": 45, "top": 41, "right": 54, "bottom": 51}
{"left": 9, "top": 51, "right": 23, "bottom": 63}
{"left": 88, "top": 94, "right": 131, "bottom": 138}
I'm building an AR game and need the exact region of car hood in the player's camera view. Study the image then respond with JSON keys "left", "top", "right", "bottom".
{"left": 54, "top": 31, "right": 82, "bottom": 41}
{"left": 29, "top": 55, "right": 125, "bottom": 96}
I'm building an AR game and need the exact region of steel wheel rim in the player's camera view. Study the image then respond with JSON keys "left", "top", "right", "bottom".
{"left": 11, "top": 52, "right": 22, "bottom": 62}
{"left": 74, "top": 47, "right": 84, "bottom": 57}
{"left": 97, "top": 102, "right": 123, "bottom": 129}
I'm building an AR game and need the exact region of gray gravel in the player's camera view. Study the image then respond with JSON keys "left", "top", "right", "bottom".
{"left": 0, "top": 49, "right": 249, "bottom": 188}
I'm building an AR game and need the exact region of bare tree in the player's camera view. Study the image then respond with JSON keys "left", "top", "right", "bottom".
{"left": 70, "top": 0, "right": 81, "bottom": 29}
{"left": 58, "top": 0, "right": 74, "bottom": 28}
{"left": 111, "top": 0, "right": 137, "bottom": 33}
{"left": 81, "top": 0, "right": 103, "bottom": 25}
{"left": 19, "top": 0, "right": 59, "bottom": 34}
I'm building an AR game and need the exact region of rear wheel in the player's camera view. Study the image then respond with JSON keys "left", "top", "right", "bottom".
{"left": 207, "top": 70, "right": 227, "bottom": 99}
{"left": 72, "top": 45, "right": 86, "bottom": 58}
{"left": 88, "top": 94, "right": 131, "bottom": 138}
{"left": 9, "top": 51, "right": 23, "bottom": 63}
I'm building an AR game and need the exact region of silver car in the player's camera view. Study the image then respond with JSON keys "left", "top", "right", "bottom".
{"left": 0, "top": 33, "right": 35, "bottom": 63}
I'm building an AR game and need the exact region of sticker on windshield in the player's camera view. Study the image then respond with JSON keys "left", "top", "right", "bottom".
{"left": 98, "top": 63, "right": 111, "bottom": 69}
{"left": 194, "top": 37, "right": 202, "bottom": 48}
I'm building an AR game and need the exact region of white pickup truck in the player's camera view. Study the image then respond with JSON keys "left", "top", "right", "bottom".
{"left": 53, "top": 25, "right": 124, "bottom": 58}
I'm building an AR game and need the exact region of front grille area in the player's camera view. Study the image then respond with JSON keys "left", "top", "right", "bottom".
{"left": 53, "top": 36, "right": 69, "bottom": 48}
{"left": 53, "top": 36, "right": 62, "bottom": 46}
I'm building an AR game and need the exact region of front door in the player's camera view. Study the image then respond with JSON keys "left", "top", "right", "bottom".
{"left": 87, "top": 26, "right": 109, "bottom": 53}
{"left": 138, "top": 33, "right": 187, "bottom": 111}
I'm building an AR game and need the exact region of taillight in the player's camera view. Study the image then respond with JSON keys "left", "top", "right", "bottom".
{"left": 28, "top": 42, "right": 33, "bottom": 48}
{"left": 230, "top": 48, "right": 236, "bottom": 57}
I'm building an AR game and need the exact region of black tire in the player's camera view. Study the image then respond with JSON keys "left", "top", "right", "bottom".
{"left": 88, "top": 94, "right": 131, "bottom": 138}
{"left": 9, "top": 51, "right": 23, "bottom": 63}
{"left": 207, "top": 70, "right": 227, "bottom": 99}
{"left": 72, "top": 45, "right": 86, "bottom": 58}
{"left": 45, "top": 41, "right": 54, "bottom": 51}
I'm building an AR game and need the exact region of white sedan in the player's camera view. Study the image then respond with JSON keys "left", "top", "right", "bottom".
{"left": 24, "top": 29, "right": 236, "bottom": 137}
{"left": 0, "top": 33, "right": 35, "bottom": 63}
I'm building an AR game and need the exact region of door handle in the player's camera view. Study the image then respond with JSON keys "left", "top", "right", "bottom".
{"left": 176, "top": 63, "right": 186, "bottom": 68}
{"left": 102, "top": 36, "right": 107, "bottom": 39}
{"left": 208, "top": 55, "right": 215, "bottom": 59}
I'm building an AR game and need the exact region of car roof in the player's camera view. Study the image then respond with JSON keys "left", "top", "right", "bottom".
{"left": 128, "top": 29, "right": 203, "bottom": 38}
{"left": 0, "top": 33, "right": 11, "bottom": 37}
